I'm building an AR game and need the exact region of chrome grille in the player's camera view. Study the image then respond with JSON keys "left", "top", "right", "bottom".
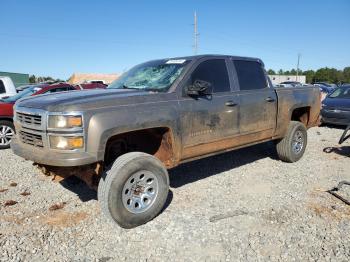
{"left": 16, "top": 112, "right": 42, "bottom": 126}
{"left": 19, "top": 131, "right": 43, "bottom": 148}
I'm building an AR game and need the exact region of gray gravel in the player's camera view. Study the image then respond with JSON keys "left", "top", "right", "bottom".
{"left": 1, "top": 126, "right": 350, "bottom": 261}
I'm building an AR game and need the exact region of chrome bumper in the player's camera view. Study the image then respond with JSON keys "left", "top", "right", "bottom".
{"left": 12, "top": 106, "right": 96, "bottom": 167}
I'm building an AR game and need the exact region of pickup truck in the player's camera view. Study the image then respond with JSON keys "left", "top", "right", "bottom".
{"left": 11, "top": 55, "right": 321, "bottom": 228}
{"left": 0, "top": 76, "right": 17, "bottom": 99}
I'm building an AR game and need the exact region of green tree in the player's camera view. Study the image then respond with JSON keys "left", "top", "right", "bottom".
{"left": 278, "top": 69, "right": 284, "bottom": 75}
{"left": 314, "top": 68, "right": 341, "bottom": 83}
{"left": 267, "top": 69, "right": 276, "bottom": 75}
{"left": 343, "top": 67, "right": 350, "bottom": 83}
{"left": 302, "top": 70, "right": 315, "bottom": 83}
{"left": 290, "top": 69, "right": 297, "bottom": 75}
{"left": 29, "top": 75, "right": 36, "bottom": 83}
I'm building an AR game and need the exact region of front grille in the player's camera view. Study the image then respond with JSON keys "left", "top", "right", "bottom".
{"left": 16, "top": 112, "right": 42, "bottom": 126}
{"left": 19, "top": 131, "right": 44, "bottom": 148}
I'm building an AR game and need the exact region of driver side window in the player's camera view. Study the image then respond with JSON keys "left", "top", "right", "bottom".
{"left": 190, "top": 59, "right": 230, "bottom": 93}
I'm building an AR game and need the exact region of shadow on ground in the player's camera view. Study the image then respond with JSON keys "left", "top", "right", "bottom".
{"left": 58, "top": 141, "right": 278, "bottom": 203}
{"left": 60, "top": 176, "right": 97, "bottom": 202}
{"left": 323, "top": 146, "right": 350, "bottom": 157}
{"left": 169, "top": 141, "right": 278, "bottom": 188}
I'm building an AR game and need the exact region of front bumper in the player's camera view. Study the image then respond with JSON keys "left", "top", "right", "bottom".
{"left": 321, "top": 109, "right": 350, "bottom": 126}
{"left": 12, "top": 106, "right": 97, "bottom": 167}
{"left": 11, "top": 137, "right": 97, "bottom": 167}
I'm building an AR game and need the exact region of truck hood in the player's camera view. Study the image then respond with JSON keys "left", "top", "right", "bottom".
{"left": 16, "top": 89, "right": 159, "bottom": 112}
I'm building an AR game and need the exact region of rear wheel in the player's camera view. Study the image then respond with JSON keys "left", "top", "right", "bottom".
{"left": 98, "top": 152, "right": 169, "bottom": 228}
{"left": 0, "top": 120, "right": 15, "bottom": 149}
{"left": 276, "top": 121, "right": 307, "bottom": 162}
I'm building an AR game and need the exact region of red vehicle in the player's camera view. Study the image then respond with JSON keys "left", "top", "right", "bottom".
{"left": 0, "top": 82, "right": 107, "bottom": 148}
{"left": 75, "top": 82, "right": 107, "bottom": 90}
{"left": 0, "top": 83, "right": 81, "bottom": 149}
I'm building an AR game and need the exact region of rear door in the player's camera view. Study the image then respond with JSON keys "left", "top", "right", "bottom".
{"left": 232, "top": 59, "right": 277, "bottom": 137}
{"left": 178, "top": 58, "right": 240, "bottom": 159}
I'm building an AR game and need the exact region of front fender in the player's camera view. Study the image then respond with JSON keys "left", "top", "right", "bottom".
{"left": 85, "top": 101, "right": 181, "bottom": 162}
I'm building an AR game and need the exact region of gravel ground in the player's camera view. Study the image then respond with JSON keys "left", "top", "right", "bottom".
{"left": 1, "top": 126, "right": 350, "bottom": 261}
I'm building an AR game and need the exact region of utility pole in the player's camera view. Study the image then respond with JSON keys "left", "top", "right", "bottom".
{"left": 296, "top": 53, "right": 301, "bottom": 82}
{"left": 193, "top": 11, "right": 199, "bottom": 55}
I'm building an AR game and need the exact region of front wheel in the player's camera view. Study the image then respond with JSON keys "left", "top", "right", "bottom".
{"left": 276, "top": 121, "right": 307, "bottom": 163}
{"left": 0, "top": 120, "right": 15, "bottom": 149}
{"left": 98, "top": 152, "right": 169, "bottom": 228}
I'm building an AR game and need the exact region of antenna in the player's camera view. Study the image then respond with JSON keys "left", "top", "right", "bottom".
{"left": 193, "top": 11, "right": 199, "bottom": 55}
{"left": 296, "top": 53, "right": 301, "bottom": 82}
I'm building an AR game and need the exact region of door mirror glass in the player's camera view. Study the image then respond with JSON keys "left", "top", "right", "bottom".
{"left": 186, "top": 79, "right": 211, "bottom": 96}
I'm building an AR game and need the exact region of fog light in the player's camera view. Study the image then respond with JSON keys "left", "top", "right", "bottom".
{"left": 49, "top": 136, "right": 84, "bottom": 150}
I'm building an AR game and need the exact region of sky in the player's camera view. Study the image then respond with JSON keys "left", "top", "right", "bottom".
{"left": 1, "top": 0, "right": 349, "bottom": 79}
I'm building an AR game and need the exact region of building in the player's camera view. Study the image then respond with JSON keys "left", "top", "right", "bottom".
{"left": 268, "top": 75, "right": 306, "bottom": 85}
{"left": 68, "top": 73, "right": 120, "bottom": 85}
{"left": 0, "top": 71, "right": 29, "bottom": 87}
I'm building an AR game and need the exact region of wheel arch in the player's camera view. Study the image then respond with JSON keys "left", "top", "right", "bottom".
{"left": 290, "top": 106, "right": 311, "bottom": 126}
{"left": 102, "top": 126, "right": 178, "bottom": 168}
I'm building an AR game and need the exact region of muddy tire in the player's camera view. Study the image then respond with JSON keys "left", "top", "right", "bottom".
{"left": 0, "top": 120, "right": 15, "bottom": 150}
{"left": 276, "top": 121, "right": 307, "bottom": 163}
{"left": 98, "top": 152, "right": 169, "bottom": 228}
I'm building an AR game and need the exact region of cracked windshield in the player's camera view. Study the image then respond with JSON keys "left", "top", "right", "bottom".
{"left": 108, "top": 59, "right": 189, "bottom": 92}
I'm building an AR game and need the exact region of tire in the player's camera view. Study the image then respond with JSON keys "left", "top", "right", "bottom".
{"left": 98, "top": 152, "right": 169, "bottom": 228}
{"left": 276, "top": 121, "right": 307, "bottom": 163}
{"left": 0, "top": 120, "right": 15, "bottom": 150}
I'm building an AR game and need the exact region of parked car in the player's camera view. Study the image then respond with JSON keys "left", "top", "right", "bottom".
{"left": 16, "top": 83, "right": 48, "bottom": 92}
{"left": 12, "top": 55, "right": 321, "bottom": 228}
{"left": 75, "top": 82, "right": 107, "bottom": 90}
{"left": 321, "top": 85, "right": 350, "bottom": 126}
{"left": 279, "top": 81, "right": 303, "bottom": 87}
{"left": 0, "top": 83, "right": 78, "bottom": 149}
{"left": 0, "top": 76, "right": 17, "bottom": 99}
{"left": 317, "top": 85, "right": 334, "bottom": 101}
{"left": 313, "top": 82, "right": 338, "bottom": 89}
{"left": 275, "top": 83, "right": 294, "bottom": 88}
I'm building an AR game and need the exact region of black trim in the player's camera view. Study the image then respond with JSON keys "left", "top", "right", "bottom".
{"left": 0, "top": 116, "right": 13, "bottom": 121}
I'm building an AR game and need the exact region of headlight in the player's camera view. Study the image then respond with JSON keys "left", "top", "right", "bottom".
{"left": 48, "top": 115, "right": 82, "bottom": 129}
{"left": 49, "top": 136, "right": 84, "bottom": 150}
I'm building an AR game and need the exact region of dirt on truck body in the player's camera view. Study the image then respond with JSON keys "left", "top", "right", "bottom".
{"left": 11, "top": 55, "right": 321, "bottom": 228}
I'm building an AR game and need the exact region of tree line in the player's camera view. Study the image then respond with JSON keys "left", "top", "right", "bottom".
{"left": 29, "top": 75, "right": 64, "bottom": 84}
{"left": 267, "top": 67, "right": 350, "bottom": 84}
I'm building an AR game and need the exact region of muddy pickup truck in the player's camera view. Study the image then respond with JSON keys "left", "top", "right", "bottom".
{"left": 11, "top": 55, "right": 321, "bottom": 228}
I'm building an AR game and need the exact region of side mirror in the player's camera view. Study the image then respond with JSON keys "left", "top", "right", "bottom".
{"left": 186, "top": 79, "right": 211, "bottom": 96}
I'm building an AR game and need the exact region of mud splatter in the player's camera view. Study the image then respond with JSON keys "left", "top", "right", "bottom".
{"left": 49, "top": 202, "right": 67, "bottom": 211}
{"left": 4, "top": 200, "right": 18, "bottom": 207}
{"left": 41, "top": 211, "right": 88, "bottom": 227}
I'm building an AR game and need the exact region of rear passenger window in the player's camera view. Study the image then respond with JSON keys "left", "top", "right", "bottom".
{"left": 191, "top": 59, "right": 230, "bottom": 93}
{"left": 0, "top": 80, "right": 5, "bottom": 94}
{"left": 234, "top": 60, "right": 267, "bottom": 90}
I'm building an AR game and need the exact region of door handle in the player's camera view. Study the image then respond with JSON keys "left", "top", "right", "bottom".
{"left": 265, "top": 97, "right": 275, "bottom": 102}
{"left": 225, "top": 101, "right": 237, "bottom": 107}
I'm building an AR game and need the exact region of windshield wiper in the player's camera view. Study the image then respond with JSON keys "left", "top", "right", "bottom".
{"left": 122, "top": 85, "right": 140, "bottom": 90}
{"left": 121, "top": 85, "right": 163, "bottom": 93}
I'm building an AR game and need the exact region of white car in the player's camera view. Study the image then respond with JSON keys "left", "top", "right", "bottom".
{"left": 0, "top": 76, "right": 17, "bottom": 99}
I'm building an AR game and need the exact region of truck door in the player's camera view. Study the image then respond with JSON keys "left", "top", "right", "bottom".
{"left": 178, "top": 58, "right": 240, "bottom": 159}
{"left": 232, "top": 59, "right": 277, "bottom": 138}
